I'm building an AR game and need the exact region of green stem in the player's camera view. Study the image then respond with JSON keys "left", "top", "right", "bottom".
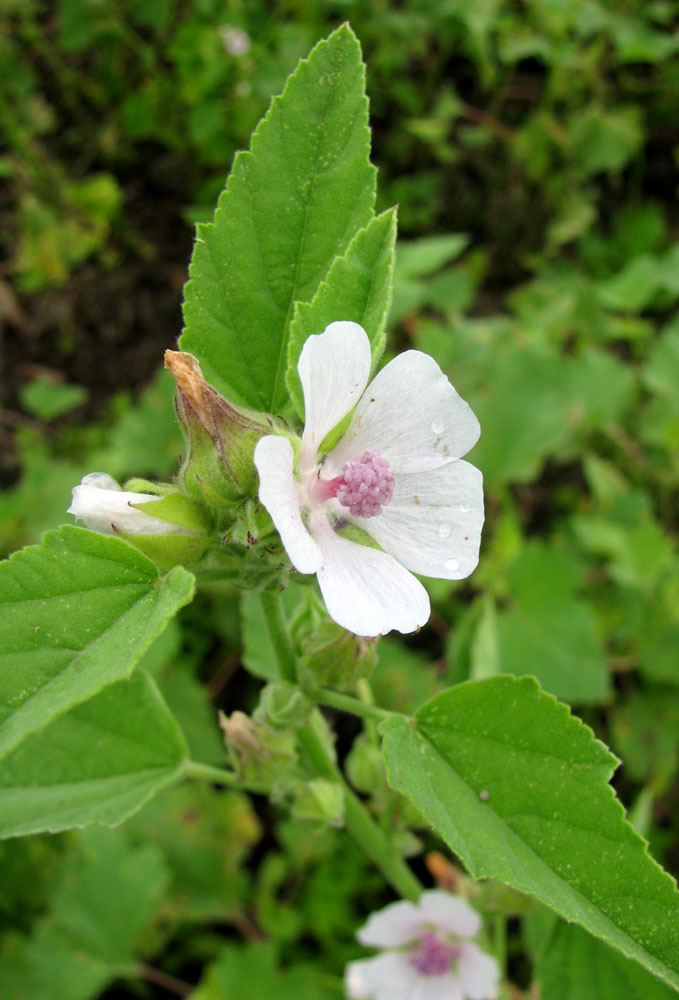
{"left": 298, "top": 719, "right": 422, "bottom": 902}
{"left": 258, "top": 591, "right": 297, "bottom": 683}
{"left": 184, "top": 760, "right": 240, "bottom": 786}
{"left": 184, "top": 760, "right": 269, "bottom": 795}
{"left": 257, "top": 595, "right": 424, "bottom": 902}
{"left": 304, "top": 687, "right": 395, "bottom": 723}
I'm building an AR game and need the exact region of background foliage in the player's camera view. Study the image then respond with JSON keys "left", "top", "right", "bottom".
{"left": 1, "top": 1, "right": 678, "bottom": 997}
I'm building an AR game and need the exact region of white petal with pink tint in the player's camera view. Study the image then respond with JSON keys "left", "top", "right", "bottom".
{"left": 298, "top": 321, "right": 371, "bottom": 458}
{"left": 418, "top": 891, "right": 481, "bottom": 938}
{"left": 326, "top": 350, "right": 480, "bottom": 476}
{"left": 313, "top": 516, "right": 430, "bottom": 636}
{"left": 356, "top": 899, "right": 424, "bottom": 948}
{"left": 457, "top": 942, "right": 500, "bottom": 999}
{"left": 356, "top": 461, "right": 484, "bottom": 579}
{"left": 254, "top": 435, "right": 322, "bottom": 574}
{"left": 345, "top": 953, "right": 419, "bottom": 1000}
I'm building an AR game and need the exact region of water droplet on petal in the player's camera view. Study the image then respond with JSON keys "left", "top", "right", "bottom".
{"left": 438, "top": 524, "right": 451, "bottom": 539}
{"left": 444, "top": 557, "right": 460, "bottom": 572}
{"left": 459, "top": 505, "right": 470, "bottom": 513}
{"left": 431, "top": 420, "right": 445, "bottom": 435}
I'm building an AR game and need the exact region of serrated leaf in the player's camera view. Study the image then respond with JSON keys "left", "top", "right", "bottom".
{"left": 286, "top": 208, "right": 397, "bottom": 417}
{"left": 0, "top": 670, "right": 188, "bottom": 839}
{"left": 381, "top": 676, "right": 679, "bottom": 990}
{"left": 496, "top": 543, "right": 610, "bottom": 703}
{"left": 125, "top": 782, "right": 260, "bottom": 921}
{"left": 536, "top": 920, "right": 679, "bottom": 1000}
{"left": 0, "top": 827, "right": 169, "bottom": 1000}
{"left": 180, "top": 25, "right": 376, "bottom": 413}
{"left": 189, "top": 941, "right": 340, "bottom": 1000}
{"left": 0, "top": 526, "right": 195, "bottom": 760}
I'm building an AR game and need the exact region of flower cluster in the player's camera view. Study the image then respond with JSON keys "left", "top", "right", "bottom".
{"left": 255, "top": 321, "right": 484, "bottom": 636}
{"left": 345, "top": 891, "right": 499, "bottom": 1000}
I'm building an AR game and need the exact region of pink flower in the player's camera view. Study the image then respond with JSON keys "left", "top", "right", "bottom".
{"left": 254, "top": 322, "right": 483, "bottom": 636}
{"left": 345, "top": 891, "right": 499, "bottom": 1000}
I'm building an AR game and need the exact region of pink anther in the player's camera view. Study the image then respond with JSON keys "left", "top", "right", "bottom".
{"left": 408, "top": 932, "right": 455, "bottom": 976}
{"left": 335, "top": 449, "right": 395, "bottom": 518}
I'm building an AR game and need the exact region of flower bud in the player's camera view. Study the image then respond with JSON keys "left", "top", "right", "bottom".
{"left": 219, "top": 710, "right": 296, "bottom": 789}
{"left": 290, "top": 778, "right": 345, "bottom": 832}
{"left": 255, "top": 682, "right": 312, "bottom": 730}
{"left": 345, "top": 735, "right": 386, "bottom": 794}
{"left": 299, "top": 621, "right": 378, "bottom": 690}
{"left": 165, "top": 350, "right": 282, "bottom": 508}
{"left": 68, "top": 473, "right": 212, "bottom": 569}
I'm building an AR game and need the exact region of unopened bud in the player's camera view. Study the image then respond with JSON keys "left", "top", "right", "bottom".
{"left": 345, "top": 736, "right": 386, "bottom": 794}
{"left": 255, "top": 682, "right": 312, "bottom": 730}
{"left": 299, "top": 621, "right": 378, "bottom": 689}
{"left": 290, "top": 778, "right": 345, "bottom": 831}
{"left": 165, "top": 350, "right": 281, "bottom": 508}
{"left": 219, "top": 710, "right": 296, "bottom": 788}
{"left": 67, "top": 473, "right": 212, "bottom": 568}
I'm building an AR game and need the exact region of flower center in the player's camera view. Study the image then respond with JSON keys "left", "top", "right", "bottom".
{"left": 408, "top": 932, "right": 457, "bottom": 976}
{"left": 315, "top": 449, "right": 395, "bottom": 518}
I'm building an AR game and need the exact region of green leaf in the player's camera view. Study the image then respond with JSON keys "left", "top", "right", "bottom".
{"left": 381, "top": 676, "right": 679, "bottom": 990}
{"left": 0, "top": 827, "right": 169, "bottom": 1000}
{"left": 536, "top": 920, "right": 679, "bottom": 1000}
{"left": 125, "top": 782, "right": 261, "bottom": 921}
{"left": 286, "top": 209, "right": 397, "bottom": 417}
{"left": 569, "top": 107, "right": 643, "bottom": 176}
{"left": 0, "top": 670, "right": 187, "bottom": 839}
{"left": 180, "top": 25, "right": 376, "bottom": 413}
{"left": 189, "top": 941, "right": 340, "bottom": 1000}
{"left": 496, "top": 543, "right": 610, "bottom": 703}
{"left": 0, "top": 526, "right": 195, "bottom": 760}
{"left": 20, "top": 379, "right": 88, "bottom": 421}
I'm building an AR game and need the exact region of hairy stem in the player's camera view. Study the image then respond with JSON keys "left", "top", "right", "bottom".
{"left": 258, "top": 590, "right": 297, "bottom": 683}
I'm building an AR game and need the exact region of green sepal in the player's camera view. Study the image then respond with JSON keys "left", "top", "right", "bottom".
{"left": 255, "top": 682, "right": 313, "bottom": 731}
{"left": 115, "top": 530, "right": 210, "bottom": 572}
{"left": 220, "top": 710, "right": 297, "bottom": 790}
{"left": 166, "top": 350, "right": 284, "bottom": 510}
{"left": 299, "top": 621, "right": 378, "bottom": 689}
{"left": 289, "top": 778, "right": 345, "bottom": 832}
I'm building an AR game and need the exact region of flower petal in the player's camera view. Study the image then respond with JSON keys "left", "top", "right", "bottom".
{"left": 357, "top": 900, "right": 424, "bottom": 947}
{"left": 417, "top": 891, "right": 481, "bottom": 938}
{"left": 357, "top": 461, "right": 483, "bottom": 580}
{"left": 327, "top": 351, "right": 480, "bottom": 475}
{"left": 345, "top": 954, "right": 419, "bottom": 1000}
{"left": 298, "top": 321, "right": 371, "bottom": 459}
{"left": 456, "top": 943, "right": 500, "bottom": 1000}
{"left": 312, "top": 516, "right": 430, "bottom": 636}
{"left": 68, "top": 485, "right": 188, "bottom": 536}
{"left": 254, "top": 436, "right": 322, "bottom": 574}
{"left": 412, "top": 974, "right": 464, "bottom": 1000}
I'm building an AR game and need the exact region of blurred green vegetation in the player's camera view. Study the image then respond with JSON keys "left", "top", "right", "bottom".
{"left": 1, "top": 1, "right": 678, "bottom": 997}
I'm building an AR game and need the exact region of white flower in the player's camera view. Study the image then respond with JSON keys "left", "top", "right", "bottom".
{"left": 254, "top": 322, "right": 483, "bottom": 636}
{"left": 345, "top": 891, "right": 500, "bottom": 1000}
{"left": 68, "top": 473, "right": 191, "bottom": 536}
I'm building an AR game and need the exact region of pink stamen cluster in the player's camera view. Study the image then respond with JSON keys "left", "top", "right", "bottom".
{"left": 408, "top": 932, "right": 456, "bottom": 976}
{"left": 335, "top": 449, "right": 395, "bottom": 518}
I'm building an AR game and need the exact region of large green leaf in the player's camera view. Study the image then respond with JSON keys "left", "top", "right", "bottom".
{"left": 495, "top": 542, "right": 610, "bottom": 703}
{"left": 381, "top": 676, "right": 679, "bottom": 990}
{"left": 0, "top": 827, "right": 169, "bottom": 1000}
{"left": 0, "top": 670, "right": 188, "bottom": 838}
{"left": 535, "top": 919, "right": 679, "bottom": 1000}
{"left": 286, "top": 209, "right": 397, "bottom": 417}
{"left": 125, "top": 782, "right": 260, "bottom": 921}
{"left": 0, "top": 526, "right": 195, "bottom": 760}
{"left": 180, "top": 24, "right": 376, "bottom": 413}
{"left": 189, "top": 942, "right": 340, "bottom": 1000}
